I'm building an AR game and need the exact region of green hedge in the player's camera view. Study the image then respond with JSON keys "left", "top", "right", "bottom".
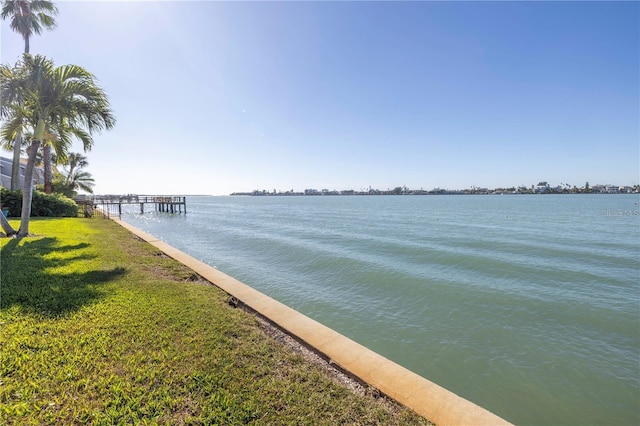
{"left": 0, "top": 188, "right": 78, "bottom": 217}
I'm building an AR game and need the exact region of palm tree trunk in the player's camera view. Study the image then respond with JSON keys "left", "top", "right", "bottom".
{"left": 12, "top": 27, "right": 30, "bottom": 191}
{"left": 10, "top": 132, "right": 22, "bottom": 190}
{"left": 10, "top": 27, "right": 31, "bottom": 190}
{"left": 43, "top": 143, "right": 53, "bottom": 194}
{"left": 17, "top": 139, "right": 41, "bottom": 237}
{"left": 65, "top": 163, "right": 76, "bottom": 186}
{"left": 0, "top": 210, "right": 16, "bottom": 236}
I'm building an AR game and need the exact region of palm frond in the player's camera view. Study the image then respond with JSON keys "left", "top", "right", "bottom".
{"left": 0, "top": 113, "right": 28, "bottom": 149}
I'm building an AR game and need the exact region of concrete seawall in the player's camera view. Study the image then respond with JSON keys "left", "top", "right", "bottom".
{"left": 114, "top": 218, "right": 512, "bottom": 426}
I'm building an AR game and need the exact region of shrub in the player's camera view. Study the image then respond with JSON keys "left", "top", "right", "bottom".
{"left": 0, "top": 188, "right": 78, "bottom": 217}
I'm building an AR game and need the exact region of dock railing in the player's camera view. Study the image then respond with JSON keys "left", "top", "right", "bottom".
{"left": 81, "top": 195, "right": 187, "bottom": 218}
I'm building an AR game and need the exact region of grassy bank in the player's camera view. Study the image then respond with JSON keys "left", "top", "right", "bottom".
{"left": 0, "top": 218, "right": 430, "bottom": 425}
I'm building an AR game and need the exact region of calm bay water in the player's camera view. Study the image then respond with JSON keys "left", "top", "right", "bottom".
{"left": 119, "top": 194, "right": 639, "bottom": 425}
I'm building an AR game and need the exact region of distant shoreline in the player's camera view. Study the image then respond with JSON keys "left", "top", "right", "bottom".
{"left": 231, "top": 186, "right": 639, "bottom": 197}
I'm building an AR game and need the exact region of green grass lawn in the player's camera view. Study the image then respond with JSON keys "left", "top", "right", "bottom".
{"left": 0, "top": 218, "right": 430, "bottom": 425}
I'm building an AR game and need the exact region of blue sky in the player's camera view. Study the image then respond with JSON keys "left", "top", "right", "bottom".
{"left": 1, "top": 1, "right": 638, "bottom": 195}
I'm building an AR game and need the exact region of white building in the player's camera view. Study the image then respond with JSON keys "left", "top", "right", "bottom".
{"left": 0, "top": 156, "right": 45, "bottom": 190}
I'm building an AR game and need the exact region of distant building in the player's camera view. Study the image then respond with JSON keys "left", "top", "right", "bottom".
{"left": 0, "top": 156, "right": 45, "bottom": 189}
{"left": 534, "top": 185, "right": 549, "bottom": 194}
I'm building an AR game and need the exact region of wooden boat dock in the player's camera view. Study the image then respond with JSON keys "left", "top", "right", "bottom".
{"left": 89, "top": 195, "right": 187, "bottom": 218}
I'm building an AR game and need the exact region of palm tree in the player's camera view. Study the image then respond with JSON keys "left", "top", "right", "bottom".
{"left": 65, "top": 169, "right": 94, "bottom": 195}
{"left": 63, "top": 152, "right": 88, "bottom": 184}
{"left": 0, "top": 0, "right": 57, "bottom": 53}
{"left": 1, "top": 0, "right": 58, "bottom": 190}
{"left": 54, "top": 152, "right": 94, "bottom": 197}
{"left": 0, "top": 54, "right": 115, "bottom": 237}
